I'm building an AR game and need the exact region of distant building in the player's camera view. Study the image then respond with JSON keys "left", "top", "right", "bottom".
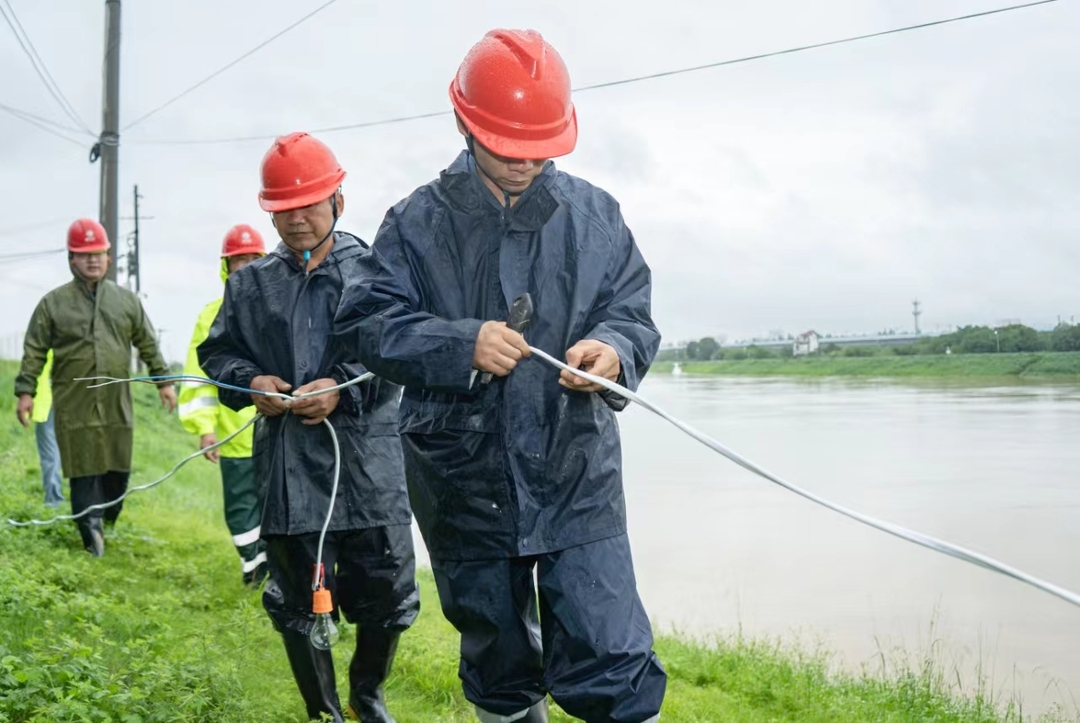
{"left": 793, "top": 330, "right": 820, "bottom": 357}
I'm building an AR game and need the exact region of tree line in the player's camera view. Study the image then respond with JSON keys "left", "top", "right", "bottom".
{"left": 660, "top": 323, "right": 1080, "bottom": 362}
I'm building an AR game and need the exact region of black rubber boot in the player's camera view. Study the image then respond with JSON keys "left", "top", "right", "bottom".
{"left": 77, "top": 517, "right": 105, "bottom": 557}
{"left": 346, "top": 627, "right": 401, "bottom": 722}
{"left": 281, "top": 629, "right": 344, "bottom": 722}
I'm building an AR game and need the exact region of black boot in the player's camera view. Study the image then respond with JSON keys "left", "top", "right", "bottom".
{"left": 346, "top": 627, "right": 401, "bottom": 722}
{"left": 77, "top": 517, "right": 105, "bottom": 557}
{"left": 280, "top": 629, "right": 344, "bottom": 722}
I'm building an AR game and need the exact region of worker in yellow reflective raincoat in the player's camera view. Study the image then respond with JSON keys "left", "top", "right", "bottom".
{"left": 179, "top": 224, "right": 267, "bottom": 586}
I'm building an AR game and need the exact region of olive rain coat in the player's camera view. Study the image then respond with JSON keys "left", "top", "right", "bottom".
{"left": 15, "top": 277, "right": 169, "bottom": 478}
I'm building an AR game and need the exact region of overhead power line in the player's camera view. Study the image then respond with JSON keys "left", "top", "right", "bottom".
{"left": 129, "top": 0, "right": 1060, "bottom": 147}
{"left": 122, "top": 0, "right": 342, "bottom": 131}
{"left": 574, "top": 0, "right": 1060, "bottom": 92}
{"left": 0, "top": 216, "right": 73, "bottom": 239}
{"left": 0, "top": 102, "right": 88, "bottom": 147}
{"left": 0, "top": 0, "right": 93, "bottom": 135}
{"left": 0, "top": 248, "right": 66, "bottom": 262}
{"left": 0, "top": 101, "right": 86, "bottom": 135}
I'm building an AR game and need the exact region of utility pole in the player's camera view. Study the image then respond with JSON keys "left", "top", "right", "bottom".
{"left": 99, "top": 0, "right": 121, "bottom": 281}
{"left": 129, "top": 185, "right": 141, "bottom": 293}
{"left": 120, "top": 184, "right": 153, "bottom": 294}
{"left": 912, "top": 299, "right": 922, "bottom": 336}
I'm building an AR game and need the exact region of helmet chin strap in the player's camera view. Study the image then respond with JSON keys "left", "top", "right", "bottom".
{"left": 278, "top": 194, "right": 340, "bottom": 266}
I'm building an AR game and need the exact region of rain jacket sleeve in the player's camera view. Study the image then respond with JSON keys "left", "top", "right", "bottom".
{"left": 131, "top": 299, "right": 170, "bottom": 380}
{"left": 178, "top": 302, "right": 221, "bottom": 437}
{"left": 335, "top": 210, "right": 484, "bottom": 394}
{"left": 14, "top": 298, "right": 53, "bottom": 398}
{"left": 197, "top": 280, "right": 263, "bottom": 412}
{"left": 582, "top": 213, "right": 661, "bottom": 411}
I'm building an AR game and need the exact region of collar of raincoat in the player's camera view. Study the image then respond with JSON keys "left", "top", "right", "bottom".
{"left": 266, "top": 231, "right": 365, "bottom": 274}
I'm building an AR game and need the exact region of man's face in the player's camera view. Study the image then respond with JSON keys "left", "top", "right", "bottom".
{"left": 227, "top": 253, "right": 262, "bottom": 275}
{"left": 472, "top": 139, "right": 547, "bottom": 197}
{"left": 70, "top": 251, "right": 108, "bottom": 282}
{"left": 271, "top": 193, "right": 342, "bottom": 251}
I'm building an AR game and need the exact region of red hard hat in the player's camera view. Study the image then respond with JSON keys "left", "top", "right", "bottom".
{"left": 66, "top": 218, "right": 111, "bottom": 253}
{"left": 221, "top": 224, "right": 266, "bottom": 258}
{"left": 258, "top": 132, "right": 346, "bottom": 213}
{"left": 449, "top": 29, "right": 577, "bottom": 160}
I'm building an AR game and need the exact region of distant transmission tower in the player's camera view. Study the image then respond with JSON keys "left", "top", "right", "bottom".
{"left": 912, "top": 299, "right": 922, "bottom": 335}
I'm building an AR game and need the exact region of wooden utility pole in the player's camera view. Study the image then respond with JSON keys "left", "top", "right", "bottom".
{"left": 99, "top": 0, "right": 121, "bottom": 281}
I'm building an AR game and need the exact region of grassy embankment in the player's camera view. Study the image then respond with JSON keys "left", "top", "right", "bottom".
{"left": 652, "top": 352, "right": 1080, "bottom": 379}
{"left": 0, "top": 362, "right": 1072, "bottom": 722}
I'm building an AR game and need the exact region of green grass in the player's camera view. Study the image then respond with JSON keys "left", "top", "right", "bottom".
{"left": 653, "top": 352, "right": 1080, "bottom": 379}
{"left": 0, "top": 361, "right": 1074, "bottom": 722}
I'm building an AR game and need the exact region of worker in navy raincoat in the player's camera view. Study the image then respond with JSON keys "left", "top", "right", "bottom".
{"left": 198, "top": 133, "right": 419, "bottom": 723}
{"left": 335, "top": 30, "right": 665, "bottom": 723}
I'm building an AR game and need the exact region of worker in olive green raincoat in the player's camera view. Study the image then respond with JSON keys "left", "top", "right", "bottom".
{"left": 15, "top": 218, "right": 176, "bottom": 557}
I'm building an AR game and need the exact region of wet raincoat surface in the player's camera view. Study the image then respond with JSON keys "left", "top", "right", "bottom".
{"left": 197, "top": 233, "right": 412, "bottom": 537}
{"left": 15, "top": 278, "right": 169, "bottom": 479}
{"left": 335, "top": 151, "right": 661, "bottom": 561}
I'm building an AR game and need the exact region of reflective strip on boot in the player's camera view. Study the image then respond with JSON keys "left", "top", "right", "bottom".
{"left": 241, "top": 551, "right": 267, "bottom": 573}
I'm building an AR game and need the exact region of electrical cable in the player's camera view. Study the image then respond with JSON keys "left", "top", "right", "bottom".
{"left": 0, "top": 0, "right": 93, "bottom": 134}
{"left": 7, "top": 415, "right": 259, "bottom": 527}
{"left": 0, "top": 248, "right": 66, "bottom": 261}
{"left": 0, "top": 102, "right": 89, "bottom": 147}
{"left": 122, "top": 0, "right": 342, "bottom": 131}
{"left": 7, "top": 373, "right": 371, "bottom": 547}
{"left": 0, "top": 216, "right": 75, "bottom": 239}
{"left": 526, "top": 345, "right": 1080, "bottom": 610}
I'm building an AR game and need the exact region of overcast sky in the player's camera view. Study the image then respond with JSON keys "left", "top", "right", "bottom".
{"left": 1, "top": 0, "right": 1077, "bottom": 361}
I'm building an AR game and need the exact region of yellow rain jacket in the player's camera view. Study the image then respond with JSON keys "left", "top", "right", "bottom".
{"left": 31, "top": 350, "right": 53, "bottom": 424}
{"left": 178, "top": 262, "right": 256, "bottom": 458}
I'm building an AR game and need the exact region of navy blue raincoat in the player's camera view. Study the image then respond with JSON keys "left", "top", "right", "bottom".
{"left": 334, "top": 152, "right": 660, "bottom": 561}
{"left": 198, "top": 233, "right": 412, "bottom": 537}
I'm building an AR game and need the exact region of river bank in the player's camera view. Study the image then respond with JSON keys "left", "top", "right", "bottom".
{"left": 652, "top": 351, "right": 1080, "bottom": 378}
